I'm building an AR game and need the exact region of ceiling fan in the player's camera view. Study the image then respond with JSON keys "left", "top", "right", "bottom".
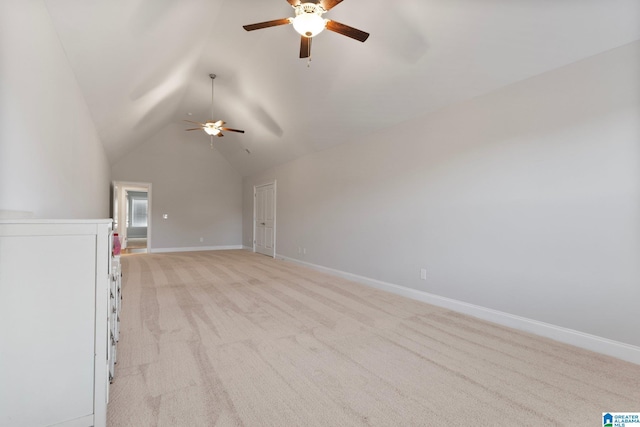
{"left": 243, "top": 0, "right": 369, "bottom": 59}
{"left": 184, "top": 74, "right": 245, "bottom": 145}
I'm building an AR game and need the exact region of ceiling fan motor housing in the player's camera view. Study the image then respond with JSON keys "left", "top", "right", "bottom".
{"left": 297, "top": 3, "right": 325, "bottom": 14}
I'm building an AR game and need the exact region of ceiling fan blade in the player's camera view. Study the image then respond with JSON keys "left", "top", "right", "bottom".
{"left": 300, "top": 35, "right": 311, "bottom": 58}
{"left": 320, "top": 0, "right": 343, "bottom": 11}
{"left": 325, "top": 20, "right": 369, "bottom": 42}
{"left": 285, "top": 0, "right": 301, "bottom": 6}
{"left": 185, "top": 128, "right": 203, "bottom": 131}
{"left": 220, "top": 127, "right": 245, "bottom": 134}
{"left": 184, "top": 119, "right": 206, "bottom": 126}
{"left": 243, "top": 18, "right": 291, "bottom": 31}
{"left": 217, "top": 132, "right": 224, "bottom": 137}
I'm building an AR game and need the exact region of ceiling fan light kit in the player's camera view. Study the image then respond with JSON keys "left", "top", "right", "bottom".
{"left": 292, "top": 3, "right": 326, "bottom": 37}
{"left": 203, "top": 125, "right": 222, "bottom": 136}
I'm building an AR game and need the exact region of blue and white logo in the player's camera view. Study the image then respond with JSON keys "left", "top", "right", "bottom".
{"left": 604, "top": 413, "right": 613, "bottom": 427}
{"left": 603, "top": 412, "right": 640, "bottom": 427}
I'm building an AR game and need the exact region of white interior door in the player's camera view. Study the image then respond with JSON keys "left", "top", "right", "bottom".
{"left": 254, "top": 182, "right": 276, "bottom": 257}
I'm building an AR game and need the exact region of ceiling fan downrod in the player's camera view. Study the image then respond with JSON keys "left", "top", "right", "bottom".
{"left": 209, "top": 73, "right": 216, "bottom": 121}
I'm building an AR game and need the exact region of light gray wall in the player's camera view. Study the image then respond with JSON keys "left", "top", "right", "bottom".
{"left": 112, "top": 123, "right": 242, "bottom": 250}
{"left": 0, "top": 1, "right": 110, "bottom": 219}
{"left": 243, "top": 41, "right": 640, "bottom": 347}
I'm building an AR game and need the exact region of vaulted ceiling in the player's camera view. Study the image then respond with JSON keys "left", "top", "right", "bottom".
{"left": 44, "top": 0, "right": 640, "bottom": 176}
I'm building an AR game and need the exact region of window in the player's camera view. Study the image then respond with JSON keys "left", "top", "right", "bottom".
{"left": 131, "top": 198, "right": 148, "bottom": 227}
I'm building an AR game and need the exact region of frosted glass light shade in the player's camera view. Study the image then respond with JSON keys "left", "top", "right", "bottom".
{"left": 292, "top": 13, "right": 326, "bottom": 37}
{"left": 204, "top": 126, "right": 220, "bottom": 136}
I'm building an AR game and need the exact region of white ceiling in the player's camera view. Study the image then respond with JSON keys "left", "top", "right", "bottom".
{"left": 44, "top": 0, "right": 640, "bottom": 176}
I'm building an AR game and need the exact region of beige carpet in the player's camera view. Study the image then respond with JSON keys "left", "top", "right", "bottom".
{"left": 107, "top": 250, "right": 640, "bottom": 426}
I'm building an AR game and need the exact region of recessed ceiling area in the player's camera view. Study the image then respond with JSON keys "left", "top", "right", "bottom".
{"left": 44, "top": 0, "right": 640, "bottom": 176}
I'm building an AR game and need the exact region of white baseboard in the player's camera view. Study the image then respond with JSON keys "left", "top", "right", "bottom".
{"left": 151, "top": 245, "right": 243, "bottom": 254}
{"left": 243, "top": 245, "right": 254, "bottom": 251}
{"left": 277, "top": 254, "right": 640, "bottom": 365}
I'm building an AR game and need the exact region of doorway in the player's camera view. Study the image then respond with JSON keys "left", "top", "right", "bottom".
{"left": 112, "top": 181, "right": 152, "bottom": 254}
{"left": 253, "top": 181, "right": 276, "bottom": 258}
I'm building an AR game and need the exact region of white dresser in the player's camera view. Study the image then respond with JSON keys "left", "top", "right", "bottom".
{"left": 109, "top": 255, "right": 122, "bottom": 387}
{"left": 0, "top": 219, "right": 119, "bottom": 427}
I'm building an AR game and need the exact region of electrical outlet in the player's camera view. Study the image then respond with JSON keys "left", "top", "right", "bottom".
{"left": 420, "top": 268, "right": 427, "bottom": 280}
{"left": 298, "top": 247, "right": 302, "bottom": 254}
{"left": 303, "top": 248, "right": 306, "bottom": 254}
{"left": 199, "top": 237, "right": 204, "bottom": 242}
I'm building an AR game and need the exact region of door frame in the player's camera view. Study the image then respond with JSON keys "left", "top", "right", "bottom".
{"left": 112, "top": 181, "right": 152, "bottom": 252}
{"left": 253, "top": 180, "right": 276, "bottom": 258}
